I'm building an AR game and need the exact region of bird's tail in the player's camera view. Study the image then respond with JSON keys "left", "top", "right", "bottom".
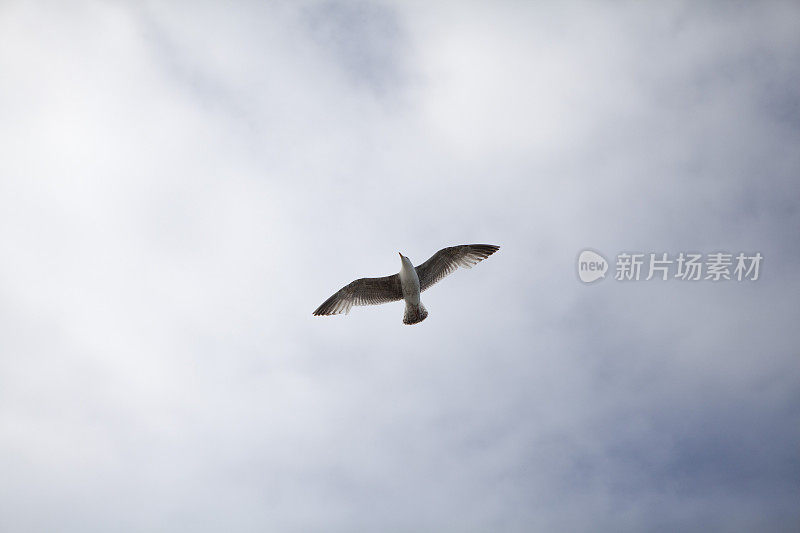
{"left": 403, "top": 302, "right": 428, "bottom": 325}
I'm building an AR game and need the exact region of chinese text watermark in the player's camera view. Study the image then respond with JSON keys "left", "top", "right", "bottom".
{"left": 578, "top": 250, "right": 762, "bottom": 283}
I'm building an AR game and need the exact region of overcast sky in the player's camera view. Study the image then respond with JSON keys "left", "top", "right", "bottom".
{"left": 1, "top": 1, "right": 799, "bottom": 531}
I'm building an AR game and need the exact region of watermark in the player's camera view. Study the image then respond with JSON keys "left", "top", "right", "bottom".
{"left": 577, "top": 250, "right": 762, "bottom": 283}
{"left": 577, "top": 250, "right": 609, "bottom": 283}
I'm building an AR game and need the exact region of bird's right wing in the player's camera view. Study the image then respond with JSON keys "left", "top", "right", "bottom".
{"left": 415, "top": 244, "right": 500, "bottom": 292}
{"left": 313, "top": 274, "right": 403, "bottom": 316}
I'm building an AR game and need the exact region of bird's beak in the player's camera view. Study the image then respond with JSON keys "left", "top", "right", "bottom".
{"left": 398, "top": 252, "right": 402, "bottom": 258}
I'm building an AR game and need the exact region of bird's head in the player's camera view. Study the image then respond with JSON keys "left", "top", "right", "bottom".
{"left": 398, "top": 252, "right": 412, "bottom": 269}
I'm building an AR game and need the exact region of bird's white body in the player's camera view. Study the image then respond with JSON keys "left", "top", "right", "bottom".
{"left": 399, "top": 254, "right": 427, "bottom": 324}
{"left": 398, "top": 255, "right": 421, "bottom": 305}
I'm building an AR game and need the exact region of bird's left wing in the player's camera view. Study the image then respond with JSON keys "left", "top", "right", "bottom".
{"left": 313, "top": 274, "right": 403, "bottom": 316}
{"left": 415, "top": 244, "right": 499, "bottom": 292}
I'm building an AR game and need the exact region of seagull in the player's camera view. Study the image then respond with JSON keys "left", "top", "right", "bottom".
{"left": 313, "top": 244, "right": 500, "bottom": 325}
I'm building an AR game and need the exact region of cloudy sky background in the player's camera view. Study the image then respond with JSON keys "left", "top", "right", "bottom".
{"left": 1, "top": 1, "right": 799, "bottom": 531}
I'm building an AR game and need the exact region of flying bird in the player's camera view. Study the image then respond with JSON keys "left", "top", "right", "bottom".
{"left": 313, "top": 244, "right": 500, "bottom": 325}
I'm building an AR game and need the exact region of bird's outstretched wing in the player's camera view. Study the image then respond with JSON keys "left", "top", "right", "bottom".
{"left": 415, "top": 244, "right": 499, "bottom": 292}
{"left": 313, "top": 275, "right": 403, "bottom": 316}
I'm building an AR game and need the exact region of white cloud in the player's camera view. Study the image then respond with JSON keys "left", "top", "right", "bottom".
{"left": 0, "top": 1, "right": 798, "bottom": 531}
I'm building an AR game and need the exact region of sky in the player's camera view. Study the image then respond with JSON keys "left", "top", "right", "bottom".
{"left": 1, "top": 1, "right": 799, "bottom": 531}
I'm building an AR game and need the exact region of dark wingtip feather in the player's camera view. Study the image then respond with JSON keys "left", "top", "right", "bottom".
{"left": 313, "top": 295, "right": 337, "bottom": 316}
{"left": 471, "top": 244, "right": 500, "bottom": 256}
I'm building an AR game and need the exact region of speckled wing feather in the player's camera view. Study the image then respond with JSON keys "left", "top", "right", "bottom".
{"left": 313, "top": 275, "right": 403, "bottom": 316}
{"left": 415, "top": 244, "right": 500, "bottom": 293}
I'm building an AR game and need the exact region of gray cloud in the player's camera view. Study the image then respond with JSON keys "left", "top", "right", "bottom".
{"left": 304, "top": 1, "right": 405, "bottom": 93}
{"left": 0, "top": 1, "right": 798, "bottom": 531}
